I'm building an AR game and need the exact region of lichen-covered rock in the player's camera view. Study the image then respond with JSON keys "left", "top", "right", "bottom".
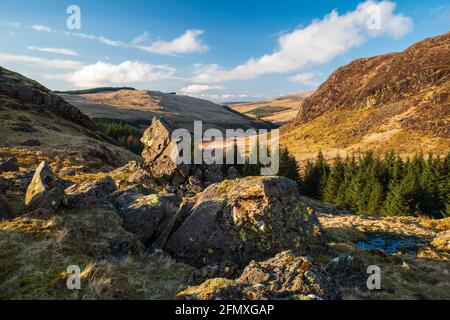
{"left": 325, "top": 255, "right": 367, "bottom": 289}
{"left": 65, "top": 176, "right": 116, "bottom": 209}
{"left": 0, "top": 157, "right": 19, "bottom": 173}
{"left": 189, "top": 262, "right": 239, "bottom": 285}
{"left": 166, "top": 176, "right": 321, "bottom": 267}
{"left": 141, "top": 117, "right": 190, "bottom": 184}
{"left": 151, "top": 199, "right": 195, "bottom": 250}
{"left": 127, "top": 168, "right": 157, "bottom": 190}
{"left": 108, "top": 233, "right": 145, "bottom": 256}
{"left": 112, "top": 190, "right": 178, "bottom": 244}
{"left": 25, "top": 161, "right": 65, "bottom": 213}
{"left": 178, "top": 251, "right": 339, "bottom": 300}
{"left": 140, "top": 117, "right": 229, "bottom": 192}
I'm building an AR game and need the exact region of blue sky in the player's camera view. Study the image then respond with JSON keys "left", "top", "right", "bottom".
{"left": 0, "top": 0, "right": 449, "bottom": 102}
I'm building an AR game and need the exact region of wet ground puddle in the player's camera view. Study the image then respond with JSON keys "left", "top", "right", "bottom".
{"left": 356, "top": 233, "right": 421, "bottom": 254}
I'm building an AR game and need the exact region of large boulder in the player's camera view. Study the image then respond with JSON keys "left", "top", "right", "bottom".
{"left": 0, "top": 157, "right": 19, "bottom": 173}
{"left": 112, "top": 189, "right": 178, "bottom": 244}
{"left": 166, "top": 176, "right": 321, "bottom": 267}
{"left": 65, "top": 176, "right": 116, "bottom": 209}
{"left": 325, "top": 255, "right": 367, "bottom": 290}
{"left": 25, "top": 161, "right": 65, "bottom": 213}
{"left": 141, "top": 117, "right": 190, "bottom": 184}
{"left": 178, "top": 251, "right": 339, "bottom": 300}
{"left": 140, "top": 117, "right": 227, "bottom": 192}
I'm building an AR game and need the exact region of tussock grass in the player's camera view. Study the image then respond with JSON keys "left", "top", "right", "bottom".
{"left": 0, "top": 207, "right": 194, "bottom": 299}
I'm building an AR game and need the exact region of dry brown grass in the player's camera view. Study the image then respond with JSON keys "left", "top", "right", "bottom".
{"left": 281, "top": 104, "right": 450, "bottom": 162}
{"left": 316, "top": 213, "right": 450, "bottom": 300}
{"left": 0, "top": 207, "right": 194, "bottom": 299}
{"left": 231, "top": 92, "right": 312, "bottom": 124}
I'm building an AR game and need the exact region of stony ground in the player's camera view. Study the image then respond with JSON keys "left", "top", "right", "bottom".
{"left": 0, "top": 118, "right": 448, "bottom": 300}
{"left": 1, "top": 130, "right": 449, "bottom": 300}
{"left": 314, "top": 205, "right": 450, "bottom": 300}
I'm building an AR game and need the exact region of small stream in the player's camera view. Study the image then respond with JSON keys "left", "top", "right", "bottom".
{"left": 356, "top": 233, "right": 421, "bottom": 254}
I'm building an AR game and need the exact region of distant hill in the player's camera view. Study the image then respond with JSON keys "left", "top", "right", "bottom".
{"left": 61, "top": 89, "right": 276, "bottom": 132}
{"left": 282, "top": 32, "right": 450, "bottom": 161}
{"left": 55, "top": 87, "right": 136, "bottom": 95}
{"left": 230, "top": 92, "right": 313, "bottom": 125}
{"left": 0, "top": 67, "right": 138, "bottom": 171}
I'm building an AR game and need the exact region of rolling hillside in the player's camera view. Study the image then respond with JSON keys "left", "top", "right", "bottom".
{"left": 230, "top": 92, "right": 313, "bottom": 125}
{"left": 0, "top": 67, "right": 138, "bottom": 172}
{"left": 61, "top": 89, "right": 276, "bottom": 132}
{"left": 282, "top": 32, "right": 450, "bottom": 161}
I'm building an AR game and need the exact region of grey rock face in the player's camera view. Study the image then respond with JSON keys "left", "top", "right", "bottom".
{"left": 179, "top": 251, "right": 339, "bottom": 300}
{"left": 0, "top": 157, "right": 19, "bottom": 173}
{"left": 166, "top": 176, "right": 321, "bottom": 267}
{"left": 65, "top": 176, "right": 117, "bottom": 209}
{"left": 25, "top": 161, "right": 65, "bottom": 213}
{"left": 112, "top": 189, "right": 178, "bottom": 244}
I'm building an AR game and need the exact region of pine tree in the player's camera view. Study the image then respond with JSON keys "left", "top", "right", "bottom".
{"left": 301, "top": 150, "right": 329, "bottom": 199}
{"left": 323, "top": 155, "right": 344, "bottom": 203}
{"left": 366, "top": 179, "right": 384, "bottom": 215}
{"left": 278, "top": 147, "right": 300, "bottom": 180}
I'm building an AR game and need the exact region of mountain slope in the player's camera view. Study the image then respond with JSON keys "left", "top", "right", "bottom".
{"left": 61, "top": 89, "right": 276, "bottom": 132}
{"left": 230, "top": 92, "right": 313, "bottom": 125}
{"left": 282, "top": 32, "right": 450, "bottom": 161}
{"left": 0, "top": 67, "right": 138, "bottom": 171}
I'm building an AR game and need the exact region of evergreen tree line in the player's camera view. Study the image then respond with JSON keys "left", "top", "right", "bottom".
{"left": 93, "top": 118, "right": 144, "bottom": 155}
{"left": 302, "top": 151, "right": 449, "bottom": 218}
{"left": 232, "top": 142, "right": 300, "bottom": 181}
{"left": 92, "top": 119, "right": 449, "bottom": 218}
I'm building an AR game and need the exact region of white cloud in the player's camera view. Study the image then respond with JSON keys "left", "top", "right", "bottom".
{"left": 61, "top": 29, "right": 208, "bottom": 56}
{"left": 27, "top": 46, "right": 79, "bottom": 56}
{"left": 31, "top": 24, "right": 56, "bottom": 33}
{"left": 1, "top": 21, "right": 21, "bottom": 28}
{"left": 192, "top": 0, "right": 412, "bottom": 83}
{"left": 180, "top": 84, "right": 224, "bottom": 94}
{"left": 0, "top": 52, "right": 82, "bottom": 69}
{"left": 66, "top": 61, "right": 177, "bottom": 87}
{"left": 29, "top": 22, "right": 208, "bottom": 56}
{"left": 138, "top": 29, "right": 209, "bottom": 55}
{"left": 288, "top": 72, "right": 318, "bottom": 86}
{"left": 63, "top": 31, "right": 125, "bottom": 47}
{"left": 131, "top": 31, "right": 150, "bottom": 45}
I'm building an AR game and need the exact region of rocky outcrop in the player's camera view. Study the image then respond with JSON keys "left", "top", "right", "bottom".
{"left": 112, "top": 189, "right": 178, "bottom": 244}
{"left": 0, "top": 157, "right": 19, "bottom": 173}
{"left": 189, "top": 262, "right": 239, "bottom": 286}
{"left": 166, "top": 176, "right": 321, "bottom": 267}
{"left": 25, "top": 161, "right": 65, "bottom": 213}
{"left": 65, "top": 176, "right": 116, "bottom": 209}
{"left": 141, "top": 117, "right": 191, "bottom": 184}
{"left": 178, "top": 251, "right": 339, "bottom": 300}
{"left": 290, "top": 32, "right": 450, "bottom": 138}
{"left": 140, "top": 117, "right": 226, "bottom": 192}
{"left": 0, "top": 67, "right": 98, "bottom": 133}
{"left": 325, "top": 255, "right": 367, "bottom": 290}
